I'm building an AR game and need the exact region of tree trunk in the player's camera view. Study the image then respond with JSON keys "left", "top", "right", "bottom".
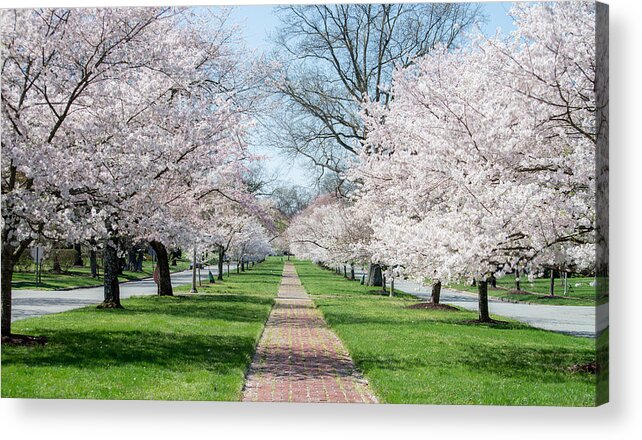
{"left": 549, "top": 269, "right": 555, "bottom": 297}
{"left": 217, "top": 246, "right": 224, "bottom": 281}
{"left": 478, "top": 280, "right": 491, "bottom": 322}
{"left": 390, "top": 277, "right": 394, "bottom": 297}
{"left": 344, "top": 264, "right": 347, "bottom": 278}
{"left": 431, "top": 281, "right": 442, "bottom": 304}
{"left": 90, "top": 249, "right": 98, "bottom": 278}
{"left": 366, "top": 263, "right": 383, "bottom": 286}
{"left": 350, "top": 264, "right": 355, "bottom": 280}
{"left": 515, "top": 269, "right": 521, "bottom": 291}
{"left": 150, "top": 241, "right": 173, "bottom": 296}
{"left": 2, "top": 236, "right": 32, "bottom": 336}
{"left": 117, "top": 256, "right": 125, "bottom": 275}
{"left": 1, "top": 244, "right": 17, "bottom": 336}
{"left": 99, "top": 238, "right": 123, "bottom": 308}
{"left": 52, "top": 253, "right": 62, "bottom": 273}
{"left": 136, "top": 250, "right": 144, "bottom": 271}
{"left": 190, "top": 247, "right": 198, "bottom": 293}
{"left": 382, "top": 274, "right": 387, "bottom": 294}
{"left": 127, "top": 248, "right": 137, "bottom": 271}
{"left": 74, "top": 243, "right": 83, "bottom": 266}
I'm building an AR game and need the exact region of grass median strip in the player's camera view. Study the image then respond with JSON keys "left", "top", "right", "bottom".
{"left": 2, "top": 257, "right": 284, "bottom": 401}
{"left": 293, "top": 260, "right": 597, "bottom": 406}
{"left": 450, "top": 276, "right": 601, "bottom": 306}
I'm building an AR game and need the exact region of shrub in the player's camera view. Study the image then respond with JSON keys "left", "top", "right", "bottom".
{"left": 47, "top": 249, "right": 78, "bottom": 273}
{"left": 15, "top": 251, "right": 35, "bottom": 273}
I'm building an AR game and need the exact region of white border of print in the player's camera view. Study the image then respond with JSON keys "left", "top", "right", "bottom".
{"left": 1, "top": 1, "right": 640, "bottom": 439}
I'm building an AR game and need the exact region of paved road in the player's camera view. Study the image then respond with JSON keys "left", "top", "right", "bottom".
{"left": 355, "top": 268, "right": 607, "bottom": 338}
{"left": 11, "top": 265, "right": 234, "bottom": 322}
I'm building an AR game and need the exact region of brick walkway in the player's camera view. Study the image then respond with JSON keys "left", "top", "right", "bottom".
{"left": 242, "top": 263, "right": 377, "bottom": 403}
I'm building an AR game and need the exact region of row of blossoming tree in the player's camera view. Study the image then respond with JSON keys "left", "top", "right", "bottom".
{"left": 285, "top": 2, "right": 601, "bottom": 322}
{"left": 1, "top": 8, "right": 275, "bottom": 337}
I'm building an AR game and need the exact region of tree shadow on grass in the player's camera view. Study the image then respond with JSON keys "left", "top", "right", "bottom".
{"left": 314, "top": 303, "right": 482, "bottom": 328}
{"left": 102, "top": 294, "right": 275, "bottom": 324}
{"left": 3, "top": 329, "right": 256, "bottom": 375}
{"left": 351, "top": 341, "right": 594, "bottom": 386}
{"left": 11, "top": 281, "right": 61, "bottom": 290}
{"left": 454, "top": 343, "right": 595, "bottom": 380}
{"left": 323, "top": 314, "right": 529, "bottom": 334}
{"left": 313, "top": 305, "right": 594, "bottom": 383}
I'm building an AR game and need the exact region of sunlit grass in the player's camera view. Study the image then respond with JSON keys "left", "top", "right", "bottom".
{"left": 2, "top": 257, "right": 284, "bottom": 401}
{"left": 294, "top": 260, "right": 597, "bottom": 406}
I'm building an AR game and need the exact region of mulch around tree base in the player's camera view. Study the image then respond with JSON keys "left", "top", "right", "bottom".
{"left": 1, "top": 334, "right": 48, "bottom": 346}
{"left": 96, "top": 302, "right": 124, "bottom": 309}
{"left": 406, "top": 302, "right": 459, "bottom": 311}
{"left": 463, "top": 318, "right": 510, "bottom": 326}
{"left": 537, "top": 295, "right": 579, "bottom": 300}
{"left": 505, "top": 290, "right": 580, "bottom": 301}
{"left": 568, "top": 362, "right": 598, "bottom": 374}
{"left": 506, "top": 290, "right": 534, "bottom": 295}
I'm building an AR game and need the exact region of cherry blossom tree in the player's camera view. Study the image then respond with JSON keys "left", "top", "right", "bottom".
{"left": 2, "top": 8, "right": 181, "bottom": 333}
{"left": 182, "top": 184, "right": 276, "bottom": 281}
{"left": 226, "top": 215, "right": 274, "bottom": 271}
{"left": 1, "top": 7, "right": 265, "bottom": 334}
{"left": 347, "top": 2, "right": 598, "bottom": 321}
{"left": 285, "top": 194, "right": 373, "bottom": 279}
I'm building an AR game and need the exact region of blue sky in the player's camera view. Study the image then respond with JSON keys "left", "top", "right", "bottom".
{"left": 229, "top": 2, "right": 517, "bottom": 54}
{"left": 225, "top": 2, "right": 519, "bottom": 188}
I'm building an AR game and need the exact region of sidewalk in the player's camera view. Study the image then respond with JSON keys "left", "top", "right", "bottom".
{"left": 242, "top": 263, "right": 377, "bottom": 403}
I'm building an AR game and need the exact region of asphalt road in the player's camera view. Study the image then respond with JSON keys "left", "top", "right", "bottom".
{"left": 11, "top": 265, "right": 235, "bottom": 322}
{"left": 355, "top": 268, "right": 607, "bottom": 338}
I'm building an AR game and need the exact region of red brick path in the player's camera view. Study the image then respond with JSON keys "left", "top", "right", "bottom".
{"left": 242, "top": 263, "right": 377, "bottom": 403}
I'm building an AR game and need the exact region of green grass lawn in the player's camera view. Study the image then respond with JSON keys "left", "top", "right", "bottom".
{"left": 294, "top": 260, "right": 597, "bottom": 406}
{"left": 450, "top": 275, "right": 601, "bottom": 306}
{"left": 2, "top": 257, "right": 284, "bottom": 401}
{"left": 11, "top": 259, "right": 191, "bottom": 291}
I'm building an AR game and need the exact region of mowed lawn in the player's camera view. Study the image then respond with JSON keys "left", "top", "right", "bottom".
{"left": 293, "top": 260, "right": 597, "bottom": 406}
{"left": 2, "top": 257, "right": 284, "bottom": 401}
{"left": 11, "top": 259, "right": 191, "bottom": 291}
{"left": 450, "top": 275, "right": 602, "bottom": 306}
